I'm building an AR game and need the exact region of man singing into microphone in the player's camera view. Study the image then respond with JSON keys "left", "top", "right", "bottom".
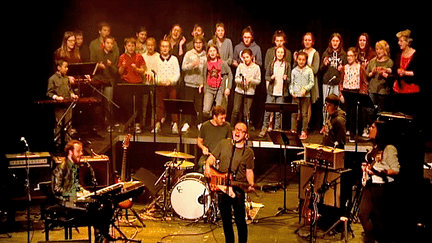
{"left": 204, "top": 122, "right": 255, "bottom": 243}
{"left": 322, "top": 94, "right": 346, "bottom": 149}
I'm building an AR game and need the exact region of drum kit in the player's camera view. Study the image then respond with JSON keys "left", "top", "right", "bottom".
{"left": 140, "top": 149, "right": 262, "bottom": 223}
{"left": 145, "top": 150, "right": 217, "bottom": 222}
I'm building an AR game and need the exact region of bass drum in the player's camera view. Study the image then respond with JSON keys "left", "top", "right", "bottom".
{"left": 170, "top": 173, "right": 211, "bottom": 220}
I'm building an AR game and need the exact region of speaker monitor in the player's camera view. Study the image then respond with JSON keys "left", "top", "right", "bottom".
{"left": 132, "top": 167, "right": 163, "bottom": 204}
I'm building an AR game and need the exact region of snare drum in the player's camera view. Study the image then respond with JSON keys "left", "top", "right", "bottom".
{"left": 170, "top": 173, "right": 211, "bottom": 220}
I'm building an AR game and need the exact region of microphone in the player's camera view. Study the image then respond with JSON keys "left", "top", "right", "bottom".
{"left": 328, "top": 75, "right": 337, "bottom": 84}
{"left": 151, "top": 69, "right": 157, "bottom": 84}
{"left": 21, "top": 137, "right": 29, "bottom": 151}
{"left": 333, "top": 141, "right": 339, "bottom": 149}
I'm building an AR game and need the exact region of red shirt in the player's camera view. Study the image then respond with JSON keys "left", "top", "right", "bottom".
{"left": 119, "top": 53, "right": 145, "bottom": 83}
{"left": 207, "top": 59, "right": 222, "bottom": 88}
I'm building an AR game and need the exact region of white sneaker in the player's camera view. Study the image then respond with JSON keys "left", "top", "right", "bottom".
{"left": 172, "top": 122, "right": 179, "bottom": 134}
{"left": 151, "top": 122, "right": 161, "bottom": 134}
{"left": 135, "top": 123, "right": 142, "bottom": 134}
{"left": 181, "top": 123, "right": 190, "bottom": 133}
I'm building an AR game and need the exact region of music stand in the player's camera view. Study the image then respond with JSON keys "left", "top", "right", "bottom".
{"left": 67, "top": 62, "right": 98, "bottom": 76}
{"left": 163, "top": 99, "right": 196, "bottom": 151}
{"left": 268, "top": 131, "right": 303, "bottom": 216}
{"left": 264, "top": 103, "right": 298, "bottom": 131}
{"left": 341, "top": 91, "right": 374, "bottom": 152}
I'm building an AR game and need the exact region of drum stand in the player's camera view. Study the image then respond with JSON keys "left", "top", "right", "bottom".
{"left": 156, "top": 160, "right": 175, "bottom": 218}
{"left": 205, "top": 191, "right": 220, "bottom": 224}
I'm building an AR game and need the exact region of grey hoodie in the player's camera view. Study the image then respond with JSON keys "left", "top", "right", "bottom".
{"left": 182, "top": 49, "right": 207, "bottom": 88}
{"left": 233, "top": 41, "right": 262, "bottom": 67}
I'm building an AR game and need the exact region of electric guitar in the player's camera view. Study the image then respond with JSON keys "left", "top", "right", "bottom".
{"left": 362, "top": 147, "right": 384, "bottom": 186}
{"left": 118, "top": 134, "right": 133, "bottom": 209}
{"left": 207, "top": 167, "right": 255, "bottom": 198}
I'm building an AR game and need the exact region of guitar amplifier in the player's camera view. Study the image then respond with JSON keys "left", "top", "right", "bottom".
{"left": 5, "top": 152, "right": 52, "bottom": 198}
{"left": 54, "top": 156, "right": 110, "bottom": 187}
{"left": 304, "top": 143, "right": 344, "bottom": 169}
{"left": 6, "top": 152, "right": 51, "bottom": 168}
{"left": 299, "top": 165, "right": 353, "bottom": 208}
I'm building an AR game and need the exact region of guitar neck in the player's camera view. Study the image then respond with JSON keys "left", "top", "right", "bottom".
{"left": 121, "top": 150, "right": 127, "bottom": 182}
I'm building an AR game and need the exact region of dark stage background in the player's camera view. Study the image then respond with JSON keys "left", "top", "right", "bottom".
{"left": 4, "top": 0, "right": 427, "bottom": 154}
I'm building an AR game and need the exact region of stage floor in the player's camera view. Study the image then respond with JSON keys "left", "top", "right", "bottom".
{"left": 2, "top": 184, "right": 370, "bottom": 243}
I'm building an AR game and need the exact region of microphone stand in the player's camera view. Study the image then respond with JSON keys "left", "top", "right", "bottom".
{"left": 151, "top": 70, "right": 157, "bottom": 143}
{"left": 240, "top": 73, "right": 250, "bottom": 127}
{"left": 84, "top": 78, "right": 120, "bottom": 184}
{"left": 323, "top": 75, "right": 337, "bottom": 125}
{"left": 85, "top": 162, "right": 98, "bottom": 193}
{"left": 21, "top": 138, "right": 31, "bottom": 243}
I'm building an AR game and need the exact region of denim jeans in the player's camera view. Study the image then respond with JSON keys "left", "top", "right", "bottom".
{"left": 261, "top": 95, "right": 284, "bottom": 130}
{"left": 203, "top": 86, "right": 224, "bottom": 120}
{"left": 231, "top": 92, "right": 253, "bottom": 126}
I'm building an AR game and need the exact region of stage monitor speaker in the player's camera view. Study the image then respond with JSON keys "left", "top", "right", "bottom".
{"left": 132, "top": 167, "right": 163, "bottom": 204}
{"left": 299, "top": 165, "right": 349, "bottom": 208}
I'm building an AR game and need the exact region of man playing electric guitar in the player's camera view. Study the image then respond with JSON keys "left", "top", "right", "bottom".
{"left": 204, "top": 122, "right": 255, "bottom": 243}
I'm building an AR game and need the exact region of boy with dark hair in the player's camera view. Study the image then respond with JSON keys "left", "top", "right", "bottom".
{"left": 197, "top": 106, "right": 231, "bottom": 172}
{"left": 119, "top": 37, "right": 145, "bottom": 83}
{"left": 89, "top": 21, "right": 120, "bottom": 61}
{"left": 47, "top": 59, "right": 79, "bottom": 148}
{"left": 118, "top": 37, "right": 146, "bottom": 132}
{"left": 322, "top": 94, "right": 346, "bottom": 149}
{"left": 92, "top": 36, "right": 119, "bottom": 129}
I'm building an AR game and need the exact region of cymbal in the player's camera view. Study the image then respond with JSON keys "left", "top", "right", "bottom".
{"left": 155, "top": 151, "right": 195, "bottom": 159}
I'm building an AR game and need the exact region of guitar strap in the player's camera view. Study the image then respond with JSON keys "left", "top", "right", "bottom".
{"left": 229, "top": 142, "right": 245, "bottom": 182}
{"left": 226, "top": 143, "right": 236, "bottom": 188}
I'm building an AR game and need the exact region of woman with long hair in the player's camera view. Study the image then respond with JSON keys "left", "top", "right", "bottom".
{"left": 54, "top": 31, "right": 81, "bottom": 64}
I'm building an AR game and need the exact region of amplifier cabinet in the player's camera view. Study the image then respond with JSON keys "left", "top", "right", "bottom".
{"left": 54, "top": 156, "right": 110, "bottom": 187}
{"left": 7, "top": 164, "right": 52, "bottom": 198}
{"left": 299, "top": 165, "right": 352, "bottom": 208}
{"left": 304, "top": 143, "right": 344, "bottom": 169}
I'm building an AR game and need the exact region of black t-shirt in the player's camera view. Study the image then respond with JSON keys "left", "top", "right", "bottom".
{"left": 212, "top": 139, "right": 254, "bottom": 183}
{"left": 198, "top": 121, "right": 232, "bottom": 153}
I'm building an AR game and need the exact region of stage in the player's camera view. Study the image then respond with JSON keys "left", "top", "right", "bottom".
{"left": 2, "top": 128, "right": 431, "bottom": 242}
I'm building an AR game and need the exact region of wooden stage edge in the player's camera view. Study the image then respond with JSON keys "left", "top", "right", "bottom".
{"left": 102, "top": 132, "right": 372, "bottom": 153}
